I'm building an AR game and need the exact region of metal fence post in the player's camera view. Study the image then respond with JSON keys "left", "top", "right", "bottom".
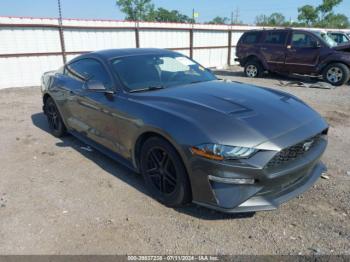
{"left": 189, "top": 29, "right": 194, "bottom": 58}
{"left": 227, "top": 30, "right": 232, "bottom": 66}
{"left": 135, "top": 21, "right": 140, "bottom": 48}
{"left": 135, "top": 28, "right": 140, "bottom": 48}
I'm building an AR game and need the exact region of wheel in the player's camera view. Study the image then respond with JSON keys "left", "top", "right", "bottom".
{"left": 44, "top": 97, "right": 66, "bottom": 137}
{"left": 323, "top": 63, "right": 350, "bottom": 86}
{"left": 244, "top": 60, "right": 264, "bottom": 78}
{"left": 140, "top": 137, "right": 191, "bottom": 207}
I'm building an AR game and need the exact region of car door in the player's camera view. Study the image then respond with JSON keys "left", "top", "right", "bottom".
{"left": 64, "top": 58, "right": 121, "bottom": 152}
{"left": 259, "top": 30, "right": 288, "bottom": 72}
{"left": 285, "top": 31, "right": 321, "bottom": 74}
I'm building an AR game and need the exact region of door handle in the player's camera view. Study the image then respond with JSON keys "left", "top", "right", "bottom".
{"left": 287, "top": 45, "right": 296, "bottom": 52}
{"left": 260, "top": 47, "right": 267, "bottom": 50}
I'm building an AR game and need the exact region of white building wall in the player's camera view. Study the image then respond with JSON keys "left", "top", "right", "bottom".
{"left": 1, "top": 16, "right": 349, "bottom": 89}
{"left": 0, "top": 27, "right": 61, "bottom": 54}
{"left": 0, "top": 56, "right": 62, "bottom": 88}
{"left": 64, "top": 28, "right": 136, "bottom": 52}
{"left": 140, "top": 29, "right": 189, "bottom": 49}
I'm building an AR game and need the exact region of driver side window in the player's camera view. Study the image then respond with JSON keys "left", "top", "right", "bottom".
{"left": 66, "top": 58, "right": 111, "bottom": 89}
{"left": 291, "top": 33, "right": 317, "bottom": 48}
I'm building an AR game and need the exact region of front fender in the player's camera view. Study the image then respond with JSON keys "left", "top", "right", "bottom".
{"left": 317, "top": 53, "right": 350, "bottom": 73}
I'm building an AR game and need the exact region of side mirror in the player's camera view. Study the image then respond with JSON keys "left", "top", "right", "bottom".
{"left": 85, "top": 80, "right": 115, "bottom": 98}
{"left": 85, "top": 79, "right": 107, "bottom": 91}
{"left": 313, "top": 41, "right": 321, "bottom": 48}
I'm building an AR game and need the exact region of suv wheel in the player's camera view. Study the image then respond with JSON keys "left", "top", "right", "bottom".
{"left": 244, "top": 60, "right": 263, "bottom": 78}
{"left": 323, "top": 63, "right": 350, "bottom": 86}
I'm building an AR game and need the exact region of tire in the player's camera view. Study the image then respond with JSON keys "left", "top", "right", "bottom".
{"left": 244, "top": 60, "right": 264, "bottom": 78}
{"left": 140, "top": 136, "right": 191, "bottom": 207}
{"left": 323, "top": 63, "right": 350, "bottom": 86}
{"left": 44, "top": 97, "right": 66, "bottom": 137}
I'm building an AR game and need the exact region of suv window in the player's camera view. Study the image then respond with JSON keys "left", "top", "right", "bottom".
{"left": 291, "top": 33, "right": 317, "bottom": 48}
{"left": 66, "top": 58, "right": 111, "bottom": 88}
{"left": 263, "top": 31, "right": 287, "bottom": 45}
{"left": 241, "top": 32, "right": 261, "bottom": 44}
{"left": 329, "top": 33, "right": 348, "bottom": 44}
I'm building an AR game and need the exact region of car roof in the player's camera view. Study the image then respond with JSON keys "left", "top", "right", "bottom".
{"left": 328, "top": 31, "right": 347, "bottom": 34}
{"left": 71, "top": 48, "right": 177, "bottom": 63}
{"left": 244, "top": 28, "right": 292, "bottom": 33}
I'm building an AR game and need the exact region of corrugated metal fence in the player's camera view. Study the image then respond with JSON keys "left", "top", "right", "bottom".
{"left": 0, "top": 16, "right": 347, "bottom": 89}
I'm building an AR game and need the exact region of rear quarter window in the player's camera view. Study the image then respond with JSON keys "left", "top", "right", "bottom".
{"left": 263, "top": 31, "right": 287, "bottom": 45}
{"left": 241, "top": 32, "right": 261, "bottom": 44}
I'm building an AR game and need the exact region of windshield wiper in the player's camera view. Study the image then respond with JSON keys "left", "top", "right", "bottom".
{"left": 129, "top": 86, "right": 165, "bottom": 93}
{"left": 189, "top": 80, "right": 203, "bottom": 84}
{"left": 189, "top": 79, "right": 215, "bottom": 84}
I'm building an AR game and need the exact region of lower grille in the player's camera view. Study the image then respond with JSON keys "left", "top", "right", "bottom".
{"left": 267, "top": 134, "right": 322, "bottom": 168}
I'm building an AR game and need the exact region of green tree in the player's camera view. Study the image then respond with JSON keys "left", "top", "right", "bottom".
{"left": 255, "top": 14, "right": 269, "bottom": 26}
{"left": 317, "top": 0, "right": 342, "bottom": 19}
{"left": 298, "top": 5, "right": 318, "bottom": 26}
{"left": 298, "top": 0, "right": 348, "bottom": 28}
{"left": 208, "top": 16, "right": 230, "bottom": 24}
{"left": 149, "top": 7, "right": 193, "bottom": 23}
{"left": 268, "top": 13, "right": 286, "bottom": 26}
{"left": 116, "top": 0, "right": 154, "bottom": 21}
{"left": 255, "top": 13, "right": 286, "bottom": 26}
{"left": 318, "top": 13, "right": 349, "bottom": 28}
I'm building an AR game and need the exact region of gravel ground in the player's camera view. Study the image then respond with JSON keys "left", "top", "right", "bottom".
{"left": 0, "top": 67, "right": 349, "bottom": 255}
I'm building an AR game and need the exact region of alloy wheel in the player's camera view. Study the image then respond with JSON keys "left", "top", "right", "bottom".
{"left": 46, "top": 101, "right": 60, "bottom": 131}
{"left": 246, "top": 65, "right": 258, "bottom": 77}
{"left": 326, "top": 67, "right": 343, "bottom": 84}
{"left": 145, "top": 147, "right": 177, "bottom": 194}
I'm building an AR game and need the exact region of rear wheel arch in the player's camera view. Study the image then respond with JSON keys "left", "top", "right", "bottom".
{"left": 243, "top": 55, "right": 262, "bottom": 66}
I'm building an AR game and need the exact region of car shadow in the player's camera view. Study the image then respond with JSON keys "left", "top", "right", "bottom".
{"left": 215, "top": 69, "right": 350, "bottom": 88}
{"left": 214, "top": 69, "right": 322, "bottom": 83}
{"left": 31, "top": 112, "right": 255, "bottom": 220}
{"left": 214, "top": 70, "right": 246, "bottom": 78}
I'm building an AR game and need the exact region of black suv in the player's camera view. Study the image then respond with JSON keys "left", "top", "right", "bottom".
{"left": 236, "top": 28, "right": 350, "bottom": 86}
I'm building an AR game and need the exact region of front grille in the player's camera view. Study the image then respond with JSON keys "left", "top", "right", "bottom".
{"left": 266, "top": 134, "right": 322, "bottom": 168}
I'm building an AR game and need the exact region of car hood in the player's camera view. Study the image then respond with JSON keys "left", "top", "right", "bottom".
{"left": 332, "top": 42, "right": 350, "bottom": 51}
{"left": 133, "top": 80, "right": 327, "bottom": 149}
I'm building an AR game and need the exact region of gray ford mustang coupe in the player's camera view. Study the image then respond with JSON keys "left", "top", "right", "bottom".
{"left": 41, "top": 48, "right": 328, "bottom": 213}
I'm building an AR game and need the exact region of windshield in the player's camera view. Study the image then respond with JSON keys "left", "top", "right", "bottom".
{"left": 111, "top": 54, "right": 217, "bottom": 91}
{"left": 313, "top": 31, "right": 338, "bottom": 47}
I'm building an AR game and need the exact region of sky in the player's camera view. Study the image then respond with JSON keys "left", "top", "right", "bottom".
{"left": 0, "top": 0, "right": 349, "bottom": 24}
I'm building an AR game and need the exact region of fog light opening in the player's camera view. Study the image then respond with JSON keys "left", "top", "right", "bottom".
{"left": 208, "top": 175, "right": 255, "bottom": 185}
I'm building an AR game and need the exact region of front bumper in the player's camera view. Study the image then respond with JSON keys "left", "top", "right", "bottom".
{"left": 194, "top": 162, "right": 326, "bottom": 213}
{"left": 189, "top": 136, "right": 327, "bottom": 213}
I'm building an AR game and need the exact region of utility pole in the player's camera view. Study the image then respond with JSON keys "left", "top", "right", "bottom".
{"left": 57, "top": 0, "right": 66, "bottom": 64}
{"left": 233, "top": 7, "right": 240, "bottom": 24}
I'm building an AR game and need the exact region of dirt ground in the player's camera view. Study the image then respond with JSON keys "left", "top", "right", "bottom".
{"left": 0, "top": 67, "right": 349, "bottom": 255}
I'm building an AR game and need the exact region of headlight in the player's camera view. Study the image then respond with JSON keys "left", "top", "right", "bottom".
{"left": 191, "top": 144, "right": 258, "bottom": 161}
